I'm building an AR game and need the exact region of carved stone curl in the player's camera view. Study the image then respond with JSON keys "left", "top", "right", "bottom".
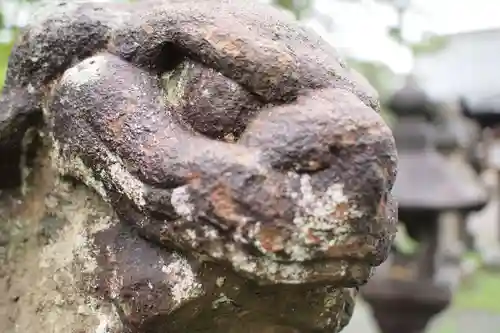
{"left": 0, "top": 1, "right": 398, "bottom": 332}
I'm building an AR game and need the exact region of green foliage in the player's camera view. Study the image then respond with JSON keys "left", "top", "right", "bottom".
{"left": 453, "top": 270, "right": 500, "bottom": 313}
{"left": 272, "top": 0, "right": 314, "bottom": 20}
{"left": 0, "top": 0, "right": 33, "bottom": 89}
{"left": 388, "top": 26, "right": 403, "bottom": 44}
{"left": 346, "top": 58, "right": 397, "bottom": 124}
{"left": 0, "top": 41, "right": 13, "bottom": 90}
{"left": 411, "top": 34, "right": 448, "bottom": 55}
{"left": 347, "top": 58, "right": 396, "bottom": 99}
{"left": 392, "top": 223, "right": 419, "bottom": 254}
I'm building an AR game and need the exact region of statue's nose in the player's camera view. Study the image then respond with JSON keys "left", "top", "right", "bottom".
{"left": 238, "top": 88, "right": 397, "bottom": 185}
{"left": 238, "top": 88, "right": 398, "bottom": 265}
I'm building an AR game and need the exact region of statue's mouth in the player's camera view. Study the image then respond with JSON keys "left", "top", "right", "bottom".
{"left": 154, "top": 217, "right": 379, "bottom": 286}
{"left": 225, "top": 252, "right": 374, "bottom": 286}
{"left": 142, "top": 255, "right": 359, "bottom": 333}
{"left": 151, "top": 169, "right": 395, "bottom": 287}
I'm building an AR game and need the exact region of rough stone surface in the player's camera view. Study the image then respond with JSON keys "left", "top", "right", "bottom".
{"left": 1, "top": 158, "right": 359, "bottom": 333}
{"left": 0, "top": 0, "right": 398, "bottom": 332}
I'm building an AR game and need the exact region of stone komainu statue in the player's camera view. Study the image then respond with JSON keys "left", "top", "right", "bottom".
{"left": 0, "top": 1, "right": 398, "bottom": 332}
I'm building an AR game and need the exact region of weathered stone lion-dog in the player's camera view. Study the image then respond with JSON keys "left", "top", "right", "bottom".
{"left": 0, "top": 1, "right": 398, "bottom": 332}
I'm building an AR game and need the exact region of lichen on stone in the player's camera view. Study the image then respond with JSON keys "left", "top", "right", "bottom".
{"left": 5, "top": 164, "right": 124, "bottom": 333}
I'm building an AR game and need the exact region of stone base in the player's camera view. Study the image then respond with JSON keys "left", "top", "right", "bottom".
{"left": 361, "top": 279, "right": 451, "bottom": 333}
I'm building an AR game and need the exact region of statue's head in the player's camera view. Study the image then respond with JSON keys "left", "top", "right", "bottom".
{"left": 0, "top": 1, "right": 397, "bottom": 332}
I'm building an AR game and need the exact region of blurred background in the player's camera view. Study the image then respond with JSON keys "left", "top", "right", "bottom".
{"left": 2, "top": 0, "right": 500, "bottom": 332}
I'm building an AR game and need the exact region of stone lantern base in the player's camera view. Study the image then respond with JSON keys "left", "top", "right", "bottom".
{"left": 361, "top": 279, "right": 451, "bottom": 333}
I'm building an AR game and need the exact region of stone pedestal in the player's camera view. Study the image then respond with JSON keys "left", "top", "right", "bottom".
{"left": 362, "top": 279, "right": 451, "bottom": 333}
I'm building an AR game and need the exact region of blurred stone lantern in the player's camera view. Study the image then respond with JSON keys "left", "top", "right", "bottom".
{"left": 433, "top": 102, "right": 486, "bottom": 251}
{"left": 461, "top": 94, "right": 500, "bottom": 268}
{"left": 460, "top": 94, "right": 500, "bottom": 173}
{"left": 434, "top": 103, "right": 484, "bottom": 173}
{"left": 361, "top": 79, "right": 488, "bottom": 333}
{"left": 461, "top": 94, "right": 500, "bottom": 129}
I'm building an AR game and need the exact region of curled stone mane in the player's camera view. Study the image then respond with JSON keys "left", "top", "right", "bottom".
{"left": 0, "top": 1, "right": 398, "bottom": 332}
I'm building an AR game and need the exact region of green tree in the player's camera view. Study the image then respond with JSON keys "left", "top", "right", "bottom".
{"left": 347, "top": 59, "right": 396, "bottom": 100}
{"left": 0, "top": 40, "right": 14, "bottom": 89}
{"left": 382, "top": 0, "right": 448, "bottom": 54}
{"left": 0, "top": 1, "right": 24, "bottom": 89}
{"left": 347, "top": 58, "right": 397, "bottom": 124}
{"left": 271, "top": 0, "right": 315, "bottom": 20}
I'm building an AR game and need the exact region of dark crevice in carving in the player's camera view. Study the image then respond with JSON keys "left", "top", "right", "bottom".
{"left": 152, "top": 42, "right": 187, "bottom": 73}
{"left": 0, "top": 109, "right": 43, "bottom": 189}
{"left": 122, "top": 41, "right": 187, "bottom": 74}
{"left": 0, "top": 144, "right": 22, "bottom": 189}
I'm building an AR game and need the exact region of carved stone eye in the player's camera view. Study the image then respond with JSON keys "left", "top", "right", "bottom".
{"left": 162, "top": 60, "right": 264, "bottom": 141}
